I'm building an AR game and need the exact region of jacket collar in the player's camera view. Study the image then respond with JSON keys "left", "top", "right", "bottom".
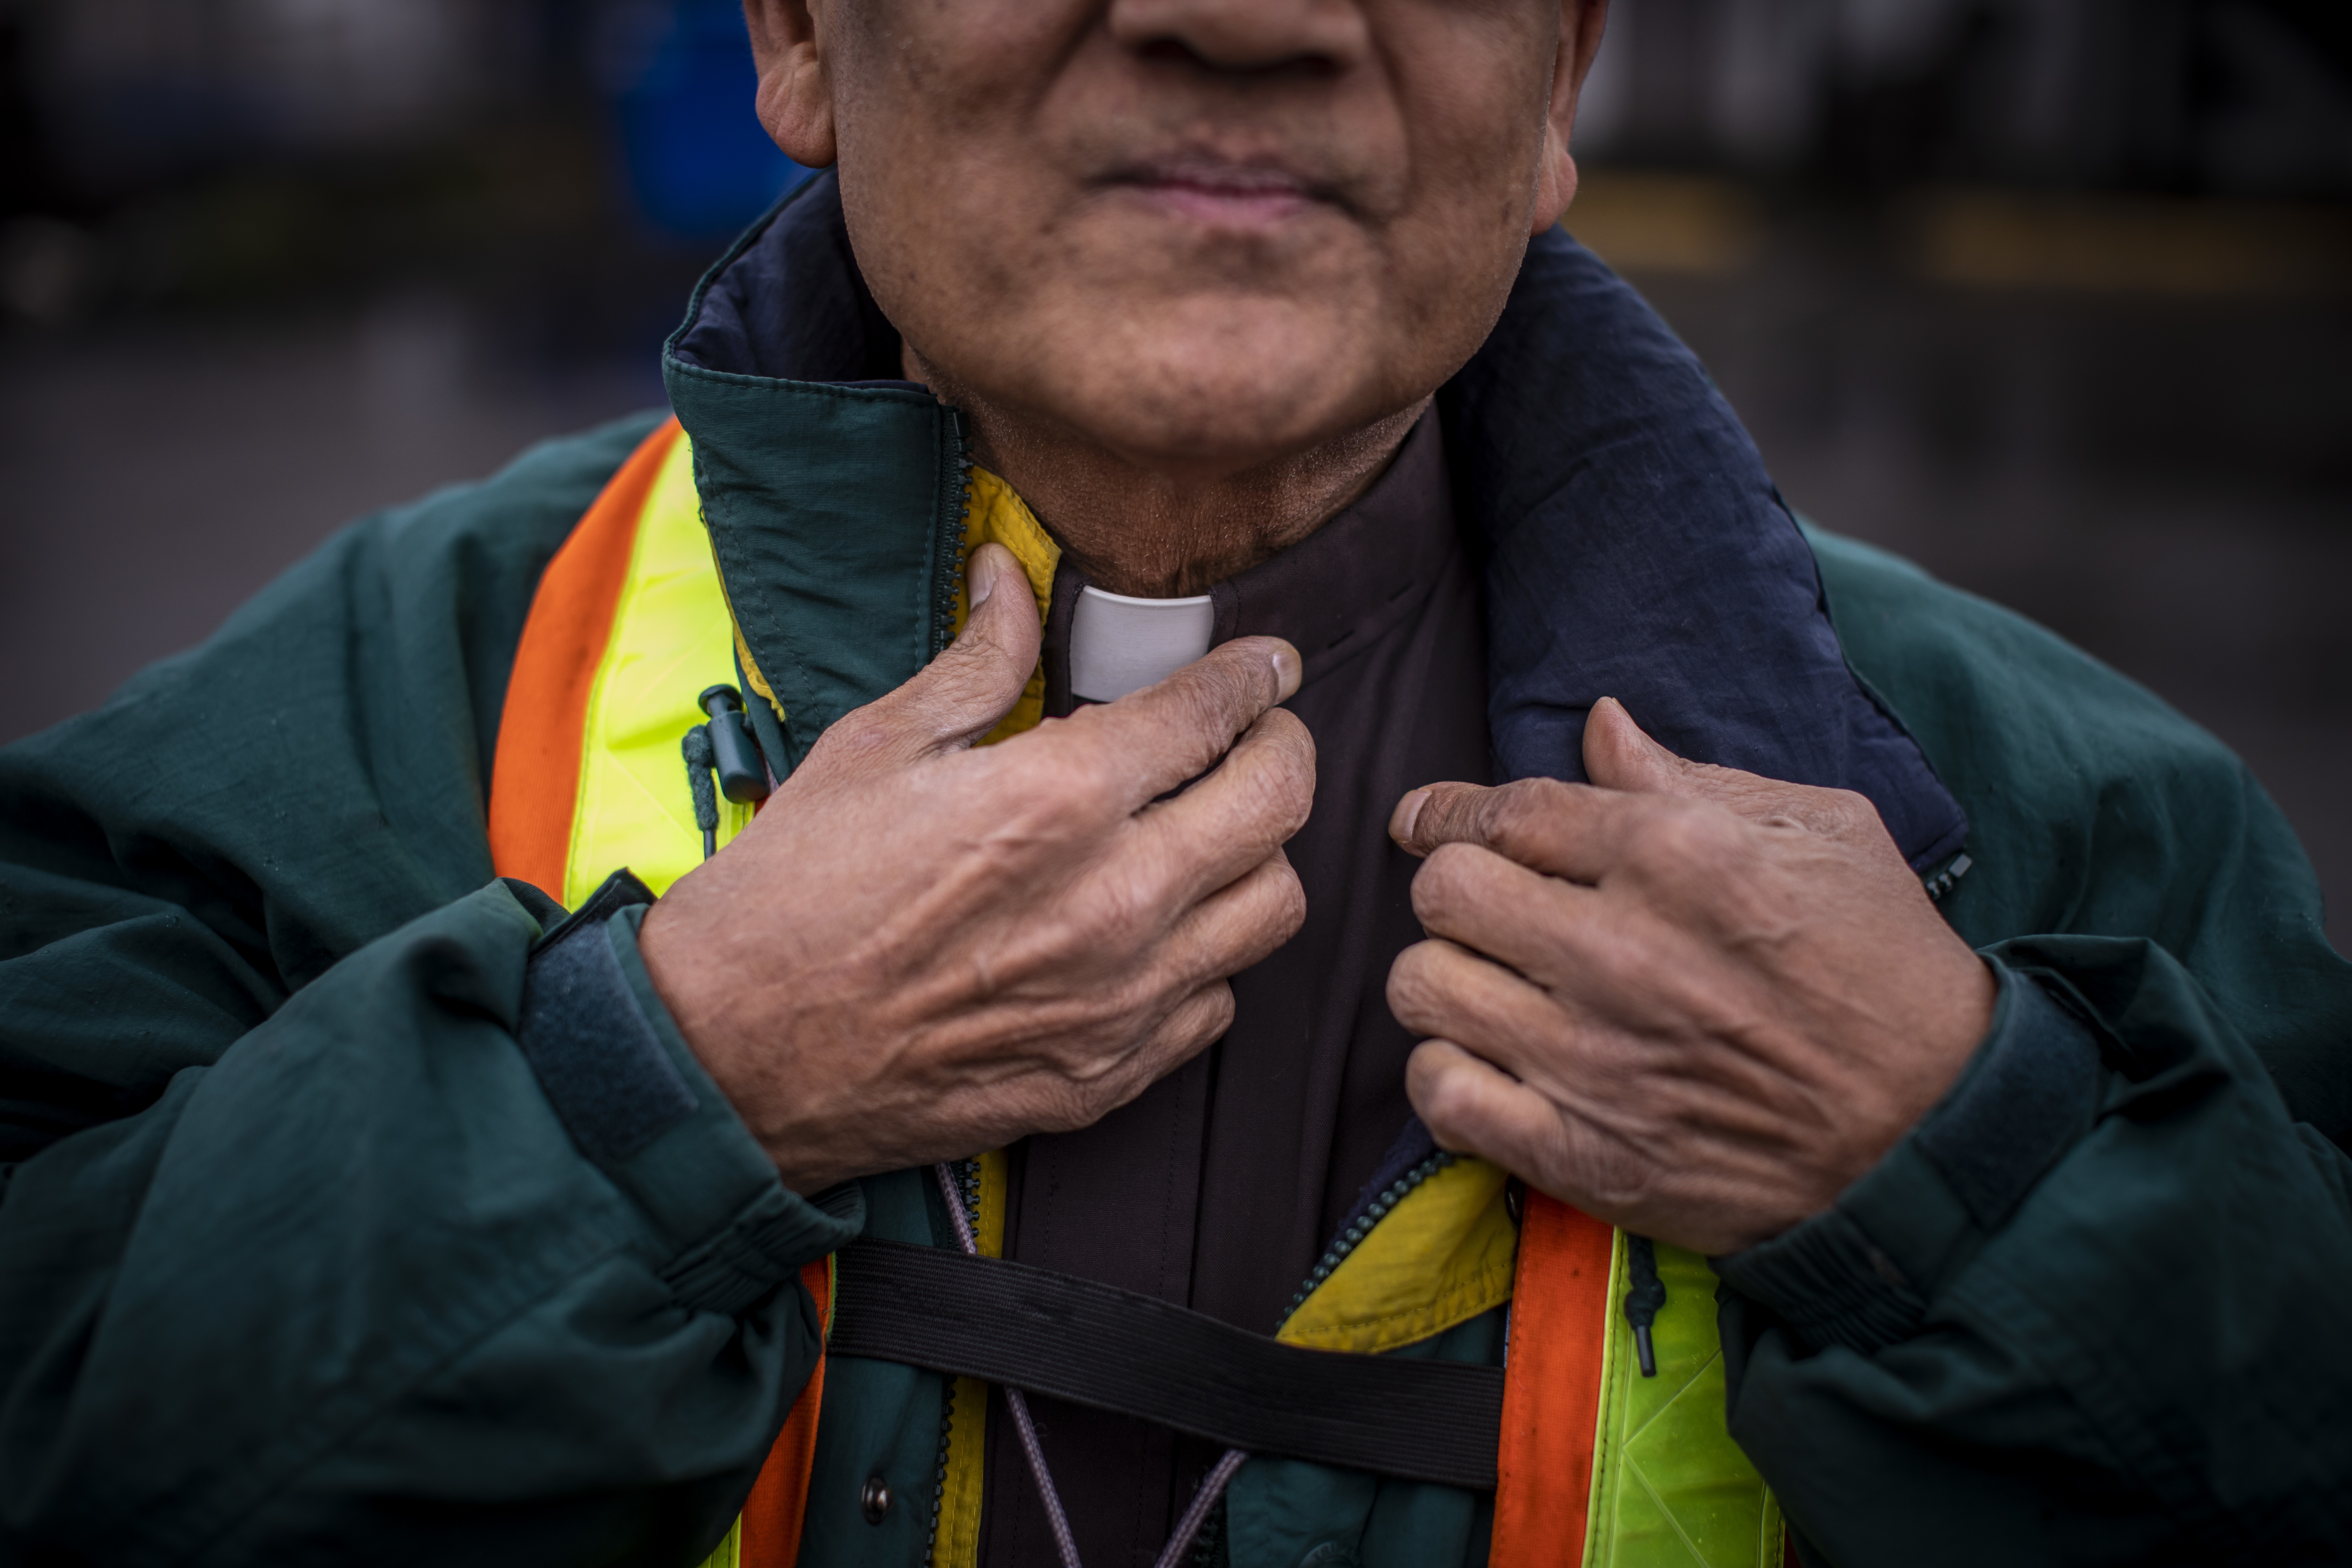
{"left": 664, "top": 172, "right": 1965, "bottom": 869}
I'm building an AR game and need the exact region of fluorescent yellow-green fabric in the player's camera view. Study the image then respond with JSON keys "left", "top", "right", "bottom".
{"left": 1276, "top": 1158, "right": 1518, "bottom": 1353}
{"left": 699, "top": 1518, "right": 742, "bottom": 1568}
{"left": 565, "top": 430, "right": 751, "bottom": 906}
{"left": 1584, "top": 1229, "right": 1780, "bottom": 1568}
{"left": 955, "top": 467, "right": 1061, "bottom": 744}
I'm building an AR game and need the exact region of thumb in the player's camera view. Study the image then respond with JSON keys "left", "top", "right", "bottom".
{"left": 1580, "top": 697, "right": 1694, "bottom": 794}
{"left": 857, "top": 543, "right": 1043, "bottom": 761}
{"left": 1582, "top": 696, "right": 1827, "bottom": 826}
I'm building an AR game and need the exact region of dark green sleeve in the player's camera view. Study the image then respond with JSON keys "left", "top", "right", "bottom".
{"left": 0, "top": 414, "right": 850, "bottom": 1564}
{"left": 1720, "top": 945, "right": 2352, "bottom": 1564}
{"left": 1710, "top": 530, "right": 2352, "bottom": 1564}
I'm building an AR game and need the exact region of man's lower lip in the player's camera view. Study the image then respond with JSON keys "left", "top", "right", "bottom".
{"left": 1128, "top": 183, "right": 1315, "bottom": 224}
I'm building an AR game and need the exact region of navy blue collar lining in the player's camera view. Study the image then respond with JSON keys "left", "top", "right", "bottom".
{"left": 1443, "top": 230, "right": 1968, "bottom": 870}
{"left": 668, "top": 172, "right": 1966, "bottom": 872}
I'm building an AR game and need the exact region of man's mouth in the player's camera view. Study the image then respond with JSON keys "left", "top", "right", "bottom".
{"left": 1109, "top": 159, "right": 1327, "bottom": 226}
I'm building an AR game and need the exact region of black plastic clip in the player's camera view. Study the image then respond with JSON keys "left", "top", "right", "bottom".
{"left": 698, "top": 685, "right": 771, "bottom": 805}
{"left": 1624, "top": 1233, "right": 1666, "bottom": 1378}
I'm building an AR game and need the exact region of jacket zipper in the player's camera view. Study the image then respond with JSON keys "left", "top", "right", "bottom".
{"left": 932, "top": 408, "right": 973, "bottom": 659}
{"left": 925, "top": 1155, "right": 985, "bottom": 1568}
{"left": 918, "top": 418, "right": 979, "bottom": 1568}
{"left": 1275, "top": 1150, "right": 1457, "bottom": 1332}
{"left": 919, "top": 1152, "right": 1456, "bottom": 1562}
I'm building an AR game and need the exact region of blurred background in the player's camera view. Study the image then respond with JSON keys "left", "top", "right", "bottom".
{"left": 0, "top": 0, "right": 2346, "bottom": 945}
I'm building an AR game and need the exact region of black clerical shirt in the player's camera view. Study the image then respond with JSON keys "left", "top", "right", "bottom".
{"left": 980, "top": 414, "right": 1492, "bottom": 1568}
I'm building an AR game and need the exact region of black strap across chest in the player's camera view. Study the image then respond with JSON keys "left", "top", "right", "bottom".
{"left": 825, "top": 1238, "right": 1504, "bottom": 1491}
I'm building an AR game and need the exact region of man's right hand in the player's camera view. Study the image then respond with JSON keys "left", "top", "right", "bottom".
{"left": 639, "top": 543, "right": 1314, "bottom": 1193}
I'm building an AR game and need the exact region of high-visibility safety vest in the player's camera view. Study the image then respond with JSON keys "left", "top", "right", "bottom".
{"left": 488, "top": 419, "right": 1786, "bottom": 1568}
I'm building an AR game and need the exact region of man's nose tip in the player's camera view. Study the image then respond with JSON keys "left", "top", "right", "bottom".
{"left": 1107, "top": 0, "right": 1370, "bottom": 75}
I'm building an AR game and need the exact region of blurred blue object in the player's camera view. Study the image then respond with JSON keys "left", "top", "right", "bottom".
{"left": 597, "top": 0, "right": 815, "bottom": 239}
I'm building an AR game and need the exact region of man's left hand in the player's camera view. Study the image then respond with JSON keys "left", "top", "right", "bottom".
{"left": 1386, "top": 697, "right": 1995, "bottom": 1256}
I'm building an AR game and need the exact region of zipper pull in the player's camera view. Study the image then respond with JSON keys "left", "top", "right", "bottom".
{"left": 680, "top": 725, "right": 720, "bottom": 861}
{"left": 1624, "top": 1233, "right": 1666, "bottom": 1378}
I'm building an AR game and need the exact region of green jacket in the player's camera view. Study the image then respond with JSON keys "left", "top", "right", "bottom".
{"left": 4, "top": 182, "right": 2348, "bottom": 1567}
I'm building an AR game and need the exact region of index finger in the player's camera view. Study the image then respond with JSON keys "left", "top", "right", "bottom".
{"left": 1079, "top": 636, "right": 1303, "bottom": 812}
{"left": 1389, "top": 777, "right": 1661, "bottom": 884}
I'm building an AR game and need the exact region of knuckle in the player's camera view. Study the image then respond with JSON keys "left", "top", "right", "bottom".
{"left": 1212, "top": 638, "right": 1281, "bottom": 705}
{"left": 1028, "top": 745, "right": 1121, "bottom": 827}
{"left": 1037, "top": 1079, "right": 1102, "bottom": 1134}
{"left": 1079, "top": 1067, "right": 1136, "bottom": 1124}
{"left": 1257, "top": 712, "right": 1318, "bottom": 816}
{"left": 947, "top": 614, "right": 1007, "bottom": 663}
{"left": 1411, "top": 842, "right": 1482, "bottom": 922}
{"left": 1626, "top": 800, "right": 1740, "bottom": 878}
{"left": 1093, "top": 972, "right": 1161, "bottom": 1039}
{"left": 1386, "top": 946, "right": 1444, "bottom": 1027}
{"left": 1175, "top": 657, "right": 1252, "bottom": 736}
{"left": 1234, "top": 854, "right": 1307, "bottom": 944}
{"left": 1822, "top": 787, "right": 1883, "bottom": 839}
{"left": 1185, "top": 983, "right": 1237, "bottom": 1047}
{"left": 1506, "top": 773, "right": 1570, "bottom": 812}
{"left": 930, "top": 642, "right": 1010, "bottom": 700}
{"left": 1477, "top": 778, "right": 1568, "bottom": 859}
{"left": 1271, "top": 862, "right": 1308, "bottom": 933}
{"left": 1577, "top": 1145, "right": 1661, "bottom": 1215}
{"left": 1241, "top": 750, "right": 1315, "bottom": 841}
{"left": 1046, "top": 748, "right": 1112, "bottom": 808}
{"left": 1089, "top": 872, "right": 1162, "bottom": 951}
{"left": 1407, "top": 1050, "right": 1482, "bottom": 1136}
{"left": 1509, "top": 776, "right": 1575, "bottom": 822}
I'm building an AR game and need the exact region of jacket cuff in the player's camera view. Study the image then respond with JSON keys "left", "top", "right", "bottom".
{"left": 516, "top": 869, "right": 864, "bottom": 1313}
{"left": 1714, "top": 959, "right": 2101, "bottom": 1355}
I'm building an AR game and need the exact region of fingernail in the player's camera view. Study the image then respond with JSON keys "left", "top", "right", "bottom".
{"left": 1271, "top": 642, "right": 1302, "bottom": 701}
{"left": 968, "top": 550, "right": 997, "bottom": 609}
{"left": 1392, "top": 788, "right": 1429, "bottom": 844}
{"left": 1598, "top": 695, "right": 1654, "bottom": 745}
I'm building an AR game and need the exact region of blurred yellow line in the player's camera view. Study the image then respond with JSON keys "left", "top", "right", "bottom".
{"left": 1563, "top": 173, "right": 1766, "bottom": 279}
{"left": 1903, "top": 188, "right": 2352, "bottom": 298}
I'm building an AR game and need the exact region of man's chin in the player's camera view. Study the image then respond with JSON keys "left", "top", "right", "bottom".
{"left": 1054, "top": 378, "right": 1393, "bottom": 477}
{"left": 1015, "top": 311, "right": 1423, "bottom": 474}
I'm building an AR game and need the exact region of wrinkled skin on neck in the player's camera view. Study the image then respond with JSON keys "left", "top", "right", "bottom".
{"left": 744, "top": 0, "right": 1606, "bottom": 594}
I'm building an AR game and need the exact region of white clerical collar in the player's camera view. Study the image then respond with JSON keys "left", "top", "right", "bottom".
{"left": 1067, "top": 585, "right": 1216, "bottom": 703}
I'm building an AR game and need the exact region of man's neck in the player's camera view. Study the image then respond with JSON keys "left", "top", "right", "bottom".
{"left": 906, "top": 345, "right": 1427, "bottom": 598}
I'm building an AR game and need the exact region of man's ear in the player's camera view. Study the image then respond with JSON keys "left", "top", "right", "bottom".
{"left": 744, "top": 0, "right": 836, "bottom": 167}
{"left": 1530, "top": 0, "right": 1608, "bottom": 234}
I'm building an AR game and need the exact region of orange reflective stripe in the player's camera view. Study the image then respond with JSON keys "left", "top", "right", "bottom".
{"left": 740, "top": 1258, "right": 833, "bottom": 1567}
{"left": 489, "top": 421, "right": 833, "bottom": 1567}
{"left": 487, "top": 417, "right": 684, "bottom": 896}
{"left": 1490, "top": 1193, "right": 1616, "bottom": 1568}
